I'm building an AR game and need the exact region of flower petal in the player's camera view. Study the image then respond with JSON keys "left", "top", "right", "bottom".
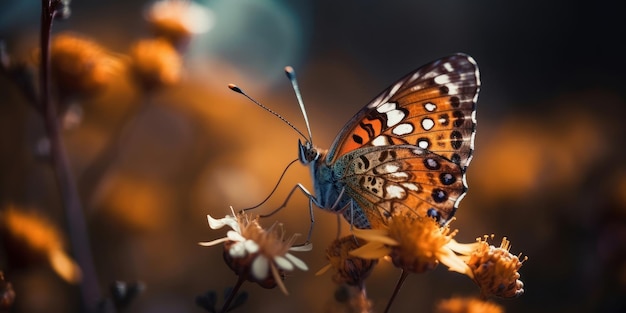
{"left": 198, "top": 237, "right": 229, "bottom": 247}
{"left": 447, "top": 239, "right": 481, "bottom": 256}
{"left": 284, "top": 253, "right": 308, "bottom": 271}
{"left": 315, "top": 263, "right": 333, "bottom": 276}
{"left": 439, "top": 247, "right": 473, "bottom": 278}
{"left": 353, "top": 228, "right": 399, "bottom": 245}
{"left": 226, "top": 230, "right": 246, "bottom": 242}
{"left": 229, "top": 241, "right": 247, "bottom": 258}
{"left": 251, "top": 256, "right": 269, "bottom": 280}
{"left": 243, "top": 239, "right": 259, "bottom": 254}
{"left": 207, "top": 214, "right": 239, "bottom": 233}
{"left": 271, "top": 263, "right": 289, "bottom": 295}
{"left": 273, "top": 256, "right": 294, "bottom": 271}
{"left": 349, "top": 242, "right": 391, "bottom": 259}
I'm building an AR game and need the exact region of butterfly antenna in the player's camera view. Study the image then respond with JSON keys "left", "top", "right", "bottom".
{"left": 228, "top": 84, "right": 308, "bottom": 141}
{"left": 242, "top": 158, "right": 299, "bottom": 211}
{"left": 284, "top": 66, "right": 314, "bottom": 143}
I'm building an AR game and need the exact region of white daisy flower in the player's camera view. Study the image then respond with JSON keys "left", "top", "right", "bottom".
{"left": 199, "top": 207, "right": 311, "bottom": 294}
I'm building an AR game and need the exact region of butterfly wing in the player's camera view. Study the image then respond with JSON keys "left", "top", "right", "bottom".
{"left": 326, "top": 54, "right": 480, "bottom": 171}
{"left": 325, "top": 54, "right": 479, "bottom": 225}
{"left": 338, "top": 145, "right": 465, "bottom": 227}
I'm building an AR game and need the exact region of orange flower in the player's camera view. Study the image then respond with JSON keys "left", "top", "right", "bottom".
{"left": 435, "top": 296, "right": 504, "bottom": 313}
{"left": 348, "top": 215, "right": 527, "bottom": 298}
{"left": 463, "top": 237, "right": 526, "bottom": 298}
{"left": 316, "top": 236, "right": 378, "bottom": 286}
{"left": 0, "top": 206, "right": 81, "bottom": 284}
{"left": 129, "top": 38, "right": 182, "bottom": 89}
{"left": 350, "top": 215, "right": 470, "bottom": 275}
{"left": 49, "top": 32, "right": 121, "bottom": 97}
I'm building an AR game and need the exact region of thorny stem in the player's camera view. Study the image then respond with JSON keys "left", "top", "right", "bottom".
{"left": 219, "top": 276, "right": 246, "bottom": 313}
{"left": 40, "top": 1, "right": 101, "bottom": 312}
{"left": 383, "top": 270, "right": 409, "bottom": 313}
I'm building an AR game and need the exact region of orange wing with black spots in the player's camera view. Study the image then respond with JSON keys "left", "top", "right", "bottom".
{"left": 326, "top": 54, "right": 480, "bottom": 171}
{"left": 338, "top": 145, "right": 467, "bottom": 227}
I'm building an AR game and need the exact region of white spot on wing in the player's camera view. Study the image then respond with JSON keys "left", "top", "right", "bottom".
{"left": 424, "top": 102, "right": 437, "bottom": 112}
{"left": 383, "top": 163, "right": 399, "bottom": 173}
{"left": 412, "top": 148, "right": 425, "bottom": 155}
{"left": 418, "top": 139, "right": 429, "bottom": 149}
{"left": 443, "top": 62, "right": 453, "bottom": 72}
{"left": 386, "top": 110, "right": 405, "bottom": 127}
{"left": 402, "top": 182, "right": 418, "bottom": 191}
{"left": 421, "top": 118, "right": 435, "bottom": 131}
{"left": 446, "top": 84, "right": 459, "bottom": 95}
{"left": 392, "top": 123, "right": 414, "bottom": 135}
{"left": 372, "top": 136, "right": 388, "bottom": 146}
{"left": 390, "top": 172, "right": 409, "bottom": 179}
{"left": 434, "top": 74, "right": 451, "bottom": 84}
{"left": 386, "top": 185, "right": 406, "bottom": 199}
{"left": 377, "top": 102, "right": 396, "bottom": 113}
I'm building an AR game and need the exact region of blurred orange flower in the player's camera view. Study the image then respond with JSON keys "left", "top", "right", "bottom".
{"left": 0, "top": 206, "right": 81, "bottom": 284}
{"left": 144, "top": 0, "right": 214, "bottom": 49}
{"left": 49, "top": 32, "right": 122, "bottom": 97}
{"left": 316, "top": 235, "right": 378, "bottom": 287}
{"left": 435, "top": 296, "right": 504, "bottom": 313}
{"left": 129, "top": 38, "right": 182, "bottom": 89}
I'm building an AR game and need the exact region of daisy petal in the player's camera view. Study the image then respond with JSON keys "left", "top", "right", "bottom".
{"left": 198, "top": 237, "right": 229, "bottom": 246}
{"left": 243, "top": 239, "right": 259, "bottom": 254}
{"left": 207, "top": 214, "right": 228, "bottom": 229}
{"left": 229, "top": 242, "right": 247, "bottom": 258}
{"left": 271, "top": 263, "right": 289, "bottom": 295}
{"left": 226, "top": 230, "right": 245, "bottom": 242}
{"left": 251, "top": 256, "right": 269, "bottom": 280}
{"left": 284, "top": 253, "right": 308, "bottom": 271}
{"left": 273, "top": 256, "right": 294, "bottom": 271}
{"left": 207, "top": 214, "right": 240, "bottom": 233}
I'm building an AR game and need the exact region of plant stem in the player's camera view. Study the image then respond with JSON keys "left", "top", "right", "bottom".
{"left": 219, "top": 277, "right": 246, "bottom": 313}
{"left": 383, "top": 270, "right": 409, "bottom": 313}
{"left": 40, "top": 1, "right": 101, "bottom": 312}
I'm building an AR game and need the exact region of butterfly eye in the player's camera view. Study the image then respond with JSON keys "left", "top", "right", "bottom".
{"left": 298, "top": 140, "right": 319, "bottom": 164}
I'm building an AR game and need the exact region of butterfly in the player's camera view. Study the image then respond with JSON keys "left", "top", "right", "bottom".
{"left": 232, "top": 53, "right": 479, "bottom": 231}
{"left": 295, "top": 54, "right": 480, "bottom": 230}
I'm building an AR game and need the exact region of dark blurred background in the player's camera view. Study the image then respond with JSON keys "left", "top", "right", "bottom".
{"left": 1, "top": 0, "right": 625, "bottom": 312}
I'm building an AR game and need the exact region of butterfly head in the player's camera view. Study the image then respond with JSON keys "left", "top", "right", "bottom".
{"left": 298, "top": 139, "right": 320, "bottom": 165}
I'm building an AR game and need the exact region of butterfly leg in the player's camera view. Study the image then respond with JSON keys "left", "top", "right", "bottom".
{"left": 253, "top": 183, "right": 317, "bottom": 217}
{"left": 335, "top": 214, "right": 342, "bottom": 239}
{"left": 247, "top": 183, "right": 319, "bottom": 244}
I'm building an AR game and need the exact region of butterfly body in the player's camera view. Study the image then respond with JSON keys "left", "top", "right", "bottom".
{"left": 298, "top": 54, "right": 480, "bottom": 229}
{"left": 301, "top": 145, "right": 373, "bottom": 228}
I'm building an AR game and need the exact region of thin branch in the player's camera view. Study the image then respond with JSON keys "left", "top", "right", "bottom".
{"left": 39, "top": 1, "right": 101, "bottom": 312}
